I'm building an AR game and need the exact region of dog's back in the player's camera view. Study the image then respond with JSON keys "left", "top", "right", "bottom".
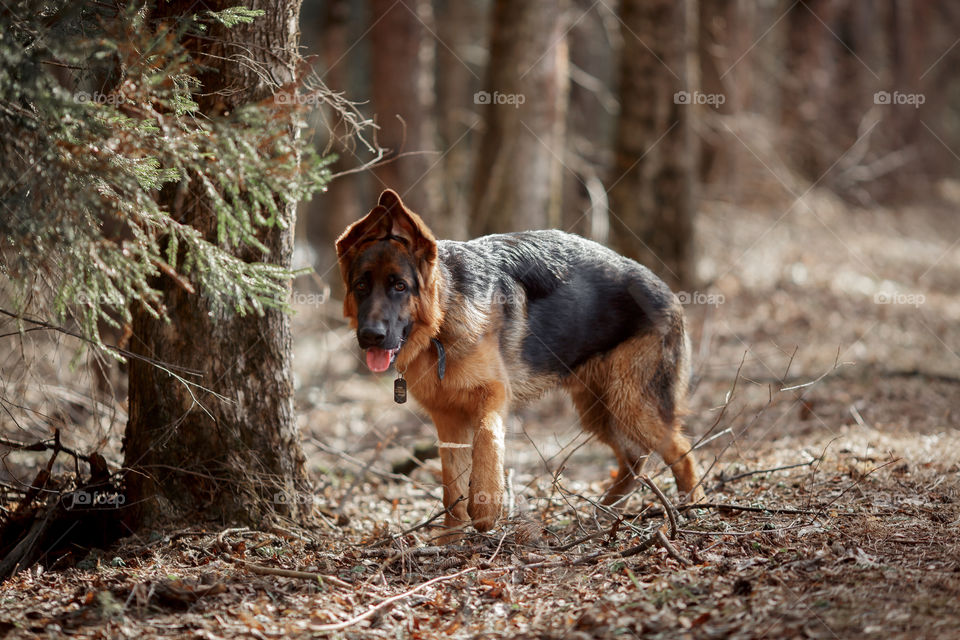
{"left": 435, "top": 230, "right": 688, "bottom": 411}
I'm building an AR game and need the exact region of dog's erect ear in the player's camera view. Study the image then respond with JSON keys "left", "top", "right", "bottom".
{"left": 336, "top": 190, "right": 436, "bottom": 261}
{"left": 378, "top": 188, "right": 403, "bottom": 210}
{"left": 376, "top": 189, "right": 437, "bottom": 263}
{"left": 335, "top": 205, "right": 389, "bottom": 262}
{"left": 335, "top": 189, "right": 438, "bottom": 284}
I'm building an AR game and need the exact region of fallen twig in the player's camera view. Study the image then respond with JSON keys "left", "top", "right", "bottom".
{"left": 369, "top": 496, "right": 467, "bottom": 548}
{"left": 655, "top": 530, "right": 691, "bottom": 566}
{"left": 550, "top": 529, "right": 607, "bottom": 552}
{"left": 713, "top": 459, "right": 819, "bottom": 488}
{"left": 637, "top": 502, "right": 832, "bottom": 517}
{"left": 0, "top": 431, "right": 90, "bottom": 465}
{"left": 216, "top": 527, "right": 250, "bottom": 547}
{"left": 618, "top": 534, "right": 659, "bottom": 559}
{"left": 641, "top": 475, "right": 679, "bottom": 539}
{"left": 309, "top": 566, "right": 477, "bottom": 632}
{"left": 226, "top": 557, "right": 353, "bottom": 589}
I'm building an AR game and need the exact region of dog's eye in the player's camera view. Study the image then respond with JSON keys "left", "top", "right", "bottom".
{"left": 354, "top": 281, "right": 368, "bottom": 293}
{"left": 393, "top": 281, "right": 407, "bottom": 292}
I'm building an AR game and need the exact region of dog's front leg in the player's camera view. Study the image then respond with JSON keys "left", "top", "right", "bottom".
{"left": 431, "top": 409, "right": 472, "bottom": 542}
{"left": 469, "top": 401, "right": 507, "bottom": 532}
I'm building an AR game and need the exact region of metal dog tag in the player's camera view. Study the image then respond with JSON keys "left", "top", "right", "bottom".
{"left": 394, "top": 373, "right": 407, "bottom": 404}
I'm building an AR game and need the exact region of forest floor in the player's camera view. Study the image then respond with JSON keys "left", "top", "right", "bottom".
{"left": 1, "top": 186, "right": 959, "bottom": 639}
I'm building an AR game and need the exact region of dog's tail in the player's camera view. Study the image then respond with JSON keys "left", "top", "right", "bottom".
{"left": 655, "top": 297, "right": 691, "bottom": 422}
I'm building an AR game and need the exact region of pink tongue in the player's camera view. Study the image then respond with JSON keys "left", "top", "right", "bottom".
{"left": 366, "top": 347, "right": 394, "bottom": 373}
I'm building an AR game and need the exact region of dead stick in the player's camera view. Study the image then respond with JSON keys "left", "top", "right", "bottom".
{"left": 618, "top": 535, "right": 659, "bottom": 559}
{"left": 638, "top": 502, "right": 829, "bottom": 517}
{"left": 641, "top": 475, "right": 679, "bottom": 539}
{"left": 230, "top": 558, "right": 352, "bottom": 589}
{"left": 551, "top": 529, "right": 607, "bottom": 552}
{"left": 370, "top": 496, "right": 466, "bottom": 547}
{"left": 655, "top": 530, "right": 691, "bottom": 566}
{"left": 309, "top": 567, "right": 477, "bottom": 632}
{"left": 715, "top": 459, "right": 817, "bottom": 486}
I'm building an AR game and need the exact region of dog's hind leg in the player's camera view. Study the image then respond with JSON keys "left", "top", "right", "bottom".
{"left": 604, "top": 441, "right": 651, "bottom": 507}
{"left": 573, "top": 334, "right": 704, "bottom": 505}
{"left": 568, "top": 384, "right": 650, "bottom": 507}
{"left": 655, "top": 424, "right": 704, "bottom": 503}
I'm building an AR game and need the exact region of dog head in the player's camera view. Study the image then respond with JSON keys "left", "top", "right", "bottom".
{"left": 335, "top": 189, "right": 439, "bottom": 373}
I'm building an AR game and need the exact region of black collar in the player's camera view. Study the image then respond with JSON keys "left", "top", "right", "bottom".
{"left": 430, "top": 338, "right": 446, "bottom": 381}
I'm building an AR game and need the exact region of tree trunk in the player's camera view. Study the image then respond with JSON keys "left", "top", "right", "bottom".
{"left": 781, "top": 0, "right": 840, "bottom": 181}
{"left": 123, "top": 0, "right": 310, "bottom": 528}
{"left": 607, "top": 0, "right": 698, "bottom": 290}
{"left": 368, "top": 0, "right": 440, "bottom": 223}
{"left": 470, "top": 0, "right": 570, "bottom": 236}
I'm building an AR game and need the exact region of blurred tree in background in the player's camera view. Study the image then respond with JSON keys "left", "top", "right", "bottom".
{"left": 470, "top": 0, "right": 570, "bottom": 236}
{"left": 607, "top": 0, "right": 698, "bottom": 289}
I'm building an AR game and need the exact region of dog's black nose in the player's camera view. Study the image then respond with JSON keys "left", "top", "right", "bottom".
{"left": 358, "top": 326, "right": 387, "bottom": 348}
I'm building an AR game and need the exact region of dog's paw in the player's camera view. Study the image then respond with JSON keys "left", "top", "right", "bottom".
{"left": 685, "top": 484, "right": 706, "bottom": 504}
{"left": 435, "top": 524, "right": 467, "bottom": 545}
{"left": 468, "top": 489, "right": 502, "bottom": 531}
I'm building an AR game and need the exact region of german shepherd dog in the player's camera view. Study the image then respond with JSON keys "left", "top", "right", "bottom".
{"left": 336, "top": 190, "right": 704, "bottom": 537}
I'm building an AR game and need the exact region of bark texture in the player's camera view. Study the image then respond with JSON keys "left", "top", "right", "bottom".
{"left": 607, "top": 0, "right": 698, "bottom": 289}
{"left": 123, "top": 0, "right": 310, "bottom": 527}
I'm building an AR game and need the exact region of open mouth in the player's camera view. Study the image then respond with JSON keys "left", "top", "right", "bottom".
{"left": 365, "top": 347, "right": 399, "bottom": 373}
